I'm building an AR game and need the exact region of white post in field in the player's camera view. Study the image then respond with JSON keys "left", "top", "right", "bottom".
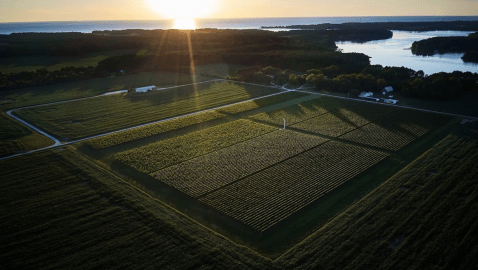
{"left": 283, "top": 118, "right": 286, "bottom": 130}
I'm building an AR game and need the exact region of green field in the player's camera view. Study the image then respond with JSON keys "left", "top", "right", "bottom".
{"left": 199, "top": 141, "right": 389, "bottom": 232}
{"left": 0, "top": 149, "right": 270, "bottom": 269}
{"left": 2, "top": 77, "right": 476, "bottom": 269}
{"left": 115, "top": 119, "right": 277, "bottom": 174}
{"left": 0, "top": 72, "right": 212, "bottom": 110}
{"left": 152, "top": 129, "right": 328, "bottom": 197}
{"left": 14, "top": 81, "right": 281, "bottom": 141}
{"left": 193, "top": 63, "right": 249, "bottom": 78}
{"left": 0, "top": 112, "right": 53, "bottom": 157}
{"left": 0, "top": 49, "right": 141, "bottom": 74}
{"left": 86, "top": 91, "right": 308, "bottom": 149}
{"left": 1, "top": 109, "right": 476, "bottom": 269}
{"left": 105, "top": 93, "right": 457, "bottom": 240}
{"left": 341, "top": 108, "right": 451, "bottom": 150}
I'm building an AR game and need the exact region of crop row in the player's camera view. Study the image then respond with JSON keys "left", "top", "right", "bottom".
{"left": 340, "top": 109, "right": 451, "bottom": 151}
{"left": 86, "top": 110, "right": 226, "bottom": 149}
{"left": 86, "top": 91, "right": 307, "bottom": 149}
{"left": 114, "top": 119, "right": 276, "bottom": 174}
{"left": 151, "top": 129, "right": 328, "bottom": 197}
{"left": 290, "top": 110, "right": 359, "bottom": 137}
{"left": 290, "top": 103, "right": 397, "bottom": 137}
{"left": 248, "top": 95, "right": 396, "bottom": 128}
{"left": 15, "top": 81, "right": 280, "bottom": 140}
{"left": 0, "top": 112, "right": 31, "bottom": 140}
{"left": 217, "top": 91, "right": 309, "bottom": 115}
{"left": 199, "top": 141, "right": 389, "bottom": 232}
{"left": 249, "top": 97, "right": 330, "bottom": 126}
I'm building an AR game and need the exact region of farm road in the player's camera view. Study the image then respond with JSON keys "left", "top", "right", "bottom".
{"left": 2, "top": 79, "right": 476, "bottom": 161}
{"left": 1, "top": 80, "right": 286, "bottom": 161}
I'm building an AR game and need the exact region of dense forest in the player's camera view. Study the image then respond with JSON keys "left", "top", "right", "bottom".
{"left": 1, "top": 27, "right": 477, "bottom": 100}
{"left": 264, "top": 20, "right": 478, "bottom": 32}
{"left": 0, "top": 29, "right": 369, "bottom": 90}
{"left": 231, "top": 65, "right": 478, "bottom": 100}
{"left": 411, "top": 32, "right": 478, "bottom": 63}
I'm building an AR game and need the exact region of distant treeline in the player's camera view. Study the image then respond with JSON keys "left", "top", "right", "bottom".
{"left": 0, "top": 32, "right": 148, "bottom": 57}
{"left": 1, "top": 28, "right": 477, "bottom": 101}
{"left": 285, "top": 29, "right": 393, "bottom": 43}
{"left": 263, "top": 20, "right": 478, "bottom": 32}
{"left": 0, "top": 66, "right": 107, "bottom": 90}
{"left": 231, "top": 65, "right": 478, "bottom": 100}
{"left": 0, "top": 29, "right": 370, "bottom": 90}
{"left": 411, "top": 32, "right": 478, "bottom": 63}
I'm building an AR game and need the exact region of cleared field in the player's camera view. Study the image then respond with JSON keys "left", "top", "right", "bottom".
{"left": 0, "top": 112, "right": 52, "bottom": 157}
{"left": 249, "top": 97, "right": 330, "bottom": 125}
{"left": 0, "top": 49, "right": 141, "bottom": 74}
{"left": 278, "top": 128, "right": 478, "bottom": 269}
{"left": 111, "top": 95, "right": 455, "bottom": 233}
{"left": 151, "top": 130, "right": 328, "bottom": 197}
{"left": 199, "top": 141, "right": 389, "bottom": 232}
{"left": 291, "top": 110, "right": 362, "bottom": 137}
{"left": 2, "top": 125, "right": 477, "bottom": 269}
{"left": 248, "top": 96, "right": 395, "bottom": 127}
{"left": 115, "top": 119, "right": 276, "bottom": 174}
{"left": 86, "top": 91, "right": 308, "bottom": 149}
{"left": 0, "top": 112, "right": 30, "bottom": 139}
{"left": 15, "top": 81, "right": 281, "bottom": 140}
{"left": 0, "top": 149, "right": 266, "bottom": 269}
{"left": 193, "top": 64, "right": 249, "bottom": 77}
{"left": 86, "top": 110, "right": 226, "bottom": 149}
{"left": 0, "top": 72, "right": 212, "bottom": 110}
{"left": 216, "top": 91, "right": 308, "bottom": 115}
{"left": 291, "top": 101, "right": 396, "bottom": 137}
{"left": 340, "top": 109, "right": 452, "bottom": 151}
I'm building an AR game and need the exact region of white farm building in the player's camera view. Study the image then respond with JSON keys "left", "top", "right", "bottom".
{"left": 359, "top": 91, "right": 374, "bottom": 98}
{"left": 135, "top": 85, "right": 157, "bottom": 93}
{"left": 382, "top": 86, "right": 393, "bottom": 95}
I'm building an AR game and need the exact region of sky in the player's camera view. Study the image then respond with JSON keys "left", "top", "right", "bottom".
{"left": 1, "top": 0, "right": 478, "bottom": 22}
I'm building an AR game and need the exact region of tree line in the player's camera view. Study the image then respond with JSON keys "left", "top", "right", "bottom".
{"left": 231, "top": 65, "right": 478, "bottom": 100}
{"left": 411, "top": 32, "right": 478, "bottom": 63}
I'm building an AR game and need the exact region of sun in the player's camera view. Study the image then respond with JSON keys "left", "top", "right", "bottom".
{"left": 147, "top": 0, "right": 216, "bottom": 19}
{"left": 173, "top": 19, "right": 196, "bottom": 30}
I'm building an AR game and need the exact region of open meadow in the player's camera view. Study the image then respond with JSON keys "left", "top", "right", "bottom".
{"left": 13, "top": 80, "right": 282, "bottom": 141}
{"left": 0, "top": 112, "right": 53, "bottom": 157}
{"left": 0, "top": 71, "right": 213, "bottom": 110}
{"left": 1, "top": 78, "right": 477, "bottom": 269}
{"left": 0, "top": 49, "right": 142, "bottom": 74}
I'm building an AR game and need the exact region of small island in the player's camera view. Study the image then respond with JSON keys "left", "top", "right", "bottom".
{"left": 411, "top": 32, "right": 478, "bottom": 63}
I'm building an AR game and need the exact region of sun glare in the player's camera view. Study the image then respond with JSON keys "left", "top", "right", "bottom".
{"left": 173, "top": 19, "right": 196, "bottom": 30}
{"left": 147, "top": 0, "right": 216, "bottom": 19}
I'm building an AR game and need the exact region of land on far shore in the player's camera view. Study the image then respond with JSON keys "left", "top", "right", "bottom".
{"left": 262, "top": 20, "right": 478, "bottom": 32}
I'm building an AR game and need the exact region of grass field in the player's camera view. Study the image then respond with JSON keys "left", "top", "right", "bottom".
{"left": 0, "top": 49, "right": 141, "bottom": 74}
{"left": 251, "top": 96, "right": 397, "bottom": 126}
{"left": 86, "top": 91, "right": 308, "bottom": 149}
{"left": 0, "top": 72, "right": 213, "bottom": 110}
{"left": 200, "top": 141, "right": 389, "bottom": 232}
{"left": 1, "top": 123, "right": 476, "bottom": 269}
{"left": 106, "top": 92, "right": 458, "bottom": 236}
{"left": 115, "top": 119, "right": 277, "bottom": 174}
{"left": 1, "top": 73, "right": 476, "bottom": 268}
{"left": 277, "top": 126, "right": 478, "bottom": 269}
{"left": 0, "top": 112, "right": 53, "bottom": 157}
{"left": 193, "top": 63, "right": 249, "bottom": 78}
{"left": 341, "top": 108, "right": 451, "bottom": 151}
{"left": 14, "top": 81, "right": 281, "bottom": 141}
{"left": 151, "top": 129, "right": 328, "bottom": 197}
{"left": 0, "top": 149, "right": 270, "bottom": 269}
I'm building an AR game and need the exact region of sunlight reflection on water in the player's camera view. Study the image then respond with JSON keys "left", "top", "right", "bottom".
{"left": 336, "top": 31, "right": 478, "bottom": 75}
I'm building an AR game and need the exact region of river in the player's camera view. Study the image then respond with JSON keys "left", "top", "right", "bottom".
{"left": 336, "top": 31, "right": 478, "bottom": 75}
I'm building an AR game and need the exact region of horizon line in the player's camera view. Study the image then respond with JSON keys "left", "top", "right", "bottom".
{"left": 2, "top": 15, "right": 478, "bottom": 24}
